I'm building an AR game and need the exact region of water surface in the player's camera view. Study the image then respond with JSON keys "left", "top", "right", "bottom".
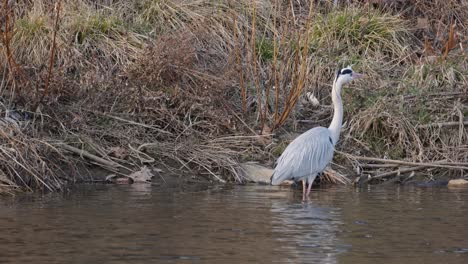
{"left": 1, "top": 183, "right": 468, "bottom": 263}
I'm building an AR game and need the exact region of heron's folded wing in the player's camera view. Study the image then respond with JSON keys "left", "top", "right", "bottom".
{"left": 271, "top": 127, "right": 334, "bottom": 185}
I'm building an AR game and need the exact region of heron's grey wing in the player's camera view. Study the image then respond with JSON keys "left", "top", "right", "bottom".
{"left": 271, "top": 127, "right": 334, "bottom": 185}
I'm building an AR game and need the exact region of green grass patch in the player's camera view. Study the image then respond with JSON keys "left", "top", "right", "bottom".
{"left": 310, "top": 7, "right": 410, "bottom": 59}
{"left": 72, "top": 14, "right": 124, "bottom": 43}
{"left": 15, "top": 16, "right": 49, "bottom": 38}
{"left": 256, "top": 38, "right": 275, "bottom": 61}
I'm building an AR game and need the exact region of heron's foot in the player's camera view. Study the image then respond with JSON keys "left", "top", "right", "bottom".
{"left": 302, "top": 180, "right": 306, "bottom": 197}
{"left": 305, "top": 181, "right": 313, "bottom": 197}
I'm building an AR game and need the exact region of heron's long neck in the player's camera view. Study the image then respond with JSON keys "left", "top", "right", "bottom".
{"left": 328, "top": 79, "right": 344, "bottom": 145}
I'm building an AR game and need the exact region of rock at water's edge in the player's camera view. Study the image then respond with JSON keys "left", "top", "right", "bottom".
{"left": 239, "top": 163, "right": 293, "bottom": 185}
{"left": 448, "top": 179, "right": 468, "bottom": 187}
{"left": 239, "top": 163, "right": 273, "bottom": 184}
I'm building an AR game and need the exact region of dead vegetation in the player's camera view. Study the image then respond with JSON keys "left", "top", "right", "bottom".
{"left": 0, "top": 115, "right": 65, "bottom": 193}
{"left": 0, "top": 0, "right": 467, "bottom": 193}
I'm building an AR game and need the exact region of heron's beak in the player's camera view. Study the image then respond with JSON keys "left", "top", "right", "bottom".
{"left": 352, "top": 73, "right": 365, "bottom": 79}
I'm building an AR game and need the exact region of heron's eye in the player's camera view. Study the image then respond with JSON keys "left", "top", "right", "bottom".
{"left": 340, "top": 69, "right": 353, "bottom": 75}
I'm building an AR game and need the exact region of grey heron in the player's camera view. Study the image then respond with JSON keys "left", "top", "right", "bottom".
{"left": 270, "top": 66, "right": 364, "bottom": 200}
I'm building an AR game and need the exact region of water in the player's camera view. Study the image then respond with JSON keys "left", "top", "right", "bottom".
{"left": 1, "top": 183, "right": 468, "bottom": 263}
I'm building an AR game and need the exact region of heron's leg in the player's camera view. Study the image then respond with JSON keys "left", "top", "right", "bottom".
{"left": 302, "top": 180, "right": 306, "bottom": 200}
{"left": 306, "top": 181, "right": 313, "bottom": 196}
{"left": 306, "top": 175, "right": 315, "bottom": 196}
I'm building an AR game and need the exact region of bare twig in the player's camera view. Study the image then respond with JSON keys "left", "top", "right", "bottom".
{"left": 56, "top": 143, "right": 122, "bottom": 169}
{"left": 87, "top": 110, "right": 173, "bottom": 135}
{"left": 1, "top": 0, "right": 23, "bottom": 90}
{"left": 404, "top": 91, "right": 467, "bottom": 100}
{"left": 224, "top": 103, "right": 257, "bottom": 135}
{"left": 322, "top": 168, "right": 351, "bottom": 184}
{"left": 340, "top": 152, "right": 468, "bottom": 170}
{"left": 360, "top": 163, "right": 400, "bottom": 168}
{"left": 416, "top": 121, "right": 468, "bottom": 129}
{"left": 199, "top": 163, "right": 227, "bottom": 183}
{"left": 368, "top": 165, "right": 429, "bottom": 181}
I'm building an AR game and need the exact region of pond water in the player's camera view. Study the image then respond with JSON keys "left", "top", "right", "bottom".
{"left": 1, "top": 183, "right": 468, "bottom": 263}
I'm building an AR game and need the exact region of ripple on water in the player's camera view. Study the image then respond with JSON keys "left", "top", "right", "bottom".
{"left": 0, "top": 184, "right": 468, "bottom": 263}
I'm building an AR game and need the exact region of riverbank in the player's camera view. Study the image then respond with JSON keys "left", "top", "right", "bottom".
{"left": 0, "top": 0, "right": 466, "bottom": 194}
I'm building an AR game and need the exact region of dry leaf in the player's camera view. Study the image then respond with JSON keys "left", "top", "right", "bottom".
{"left": 262, "top": 124, "right": 272, "bottom": 136}
{"left": 423, "top": 37, "right": 436, "bottom": 56}
{"left": 442, "top": 22, "right": 458, "bottom": 60}
{"left": 416, "top": 18, "right": 429, "bottom": 29}
{"left": 128, "top": 166, "right": 154, "bottom": 183}
{"left": 105, "top": 174, "right": 134, "bottom": 184}
{"left": 0, "top": 170, "right": 16, "bottom": 186}
{"left": 108, "top": 147, "right": 129, "bottom": 159}
{"left": 257, "top": 125, "right": 272, "bottom": 145}
{"left": 105, "top": 174, "right": 117, "bottom": 181}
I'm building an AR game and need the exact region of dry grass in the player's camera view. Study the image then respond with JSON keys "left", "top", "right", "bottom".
{"left": 140, "top": 135, "right": 265, "bottom": 183}
{"left": 0, "top": 117, "right": 65, "bottom": 192}
{"left": 0, "top": 0, "right": 466, "bottom": 193}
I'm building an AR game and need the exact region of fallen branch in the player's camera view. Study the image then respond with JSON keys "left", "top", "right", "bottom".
{"left": 87, "top": 110, "right": 173, "bottom": 135}
{"left": 404, "top": 91, "right": 467, "bottom": 100}
{"left": 199, "top": 163, "right": 227, "bottom": 183}
{"left": 366, "top": 165, "right": 429, "bottom": 181}
{"left": 323, "top": 168, "right": 351, "bottom": 185}
{"left": 360, "top": 163, "right": 400, "bottom": 168}
{"left": 416, "top": 121, "right": 468, "bottom": 129}
{"left": 339, "top": 152, "right": 468, "bottom": 170}
{"left": 55, "top": 143, "right": 121, "bottom": 169}
{"left": 224, "top": 103, "right": 257, "bottom": 135}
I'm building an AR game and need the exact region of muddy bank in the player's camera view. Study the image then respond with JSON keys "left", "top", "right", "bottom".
{"left": 0, "top": 1, "right": 466, "bottom": 194}
{"left": 69, "top": 161, "right": 465, "bottom": 192}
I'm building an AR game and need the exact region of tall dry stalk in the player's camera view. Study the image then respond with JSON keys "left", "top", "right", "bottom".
{"left": 268, "top": 0, "right": 279, "bottom": 127}
{"left": 231, "top": 4, "right": 246, "bottom": 113}
{"left": 38, "top": 0, "right": 61, "bottom": 105}
{"left": 250, "top": 1, "right": 263, "bottom": 128}
{"left": 272, "top": 15, "right": 279, "bottom": 122}
{"left": 274, "top": 1, "right": 293, "bottom": 124}
{"left": 274, "top": 1, "right": 314, "bottom": 129}
{"left": 1, "top": 0, "right": 21, "bottom": 92}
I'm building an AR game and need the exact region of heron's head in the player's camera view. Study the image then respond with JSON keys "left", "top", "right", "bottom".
{"left": 334, "top": 66, "right": 364, "bottom": 85}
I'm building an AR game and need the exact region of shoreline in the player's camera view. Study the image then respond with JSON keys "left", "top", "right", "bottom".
{"left": 0, "top": 1, "right": 466, "bottom": 194}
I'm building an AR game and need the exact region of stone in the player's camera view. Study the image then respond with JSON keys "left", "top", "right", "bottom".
{"left": 239, "top": 162, "right": 292, "bottom": 185}
{"left": 447, "top": 179, "right": 468, "bottom": 187}
{"left": 239, "top": 163, "right": 273, "bottom": 184}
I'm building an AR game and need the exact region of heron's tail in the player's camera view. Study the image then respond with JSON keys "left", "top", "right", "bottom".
{"left": 270, "top": 171, "right": 285, "bottom": 186}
